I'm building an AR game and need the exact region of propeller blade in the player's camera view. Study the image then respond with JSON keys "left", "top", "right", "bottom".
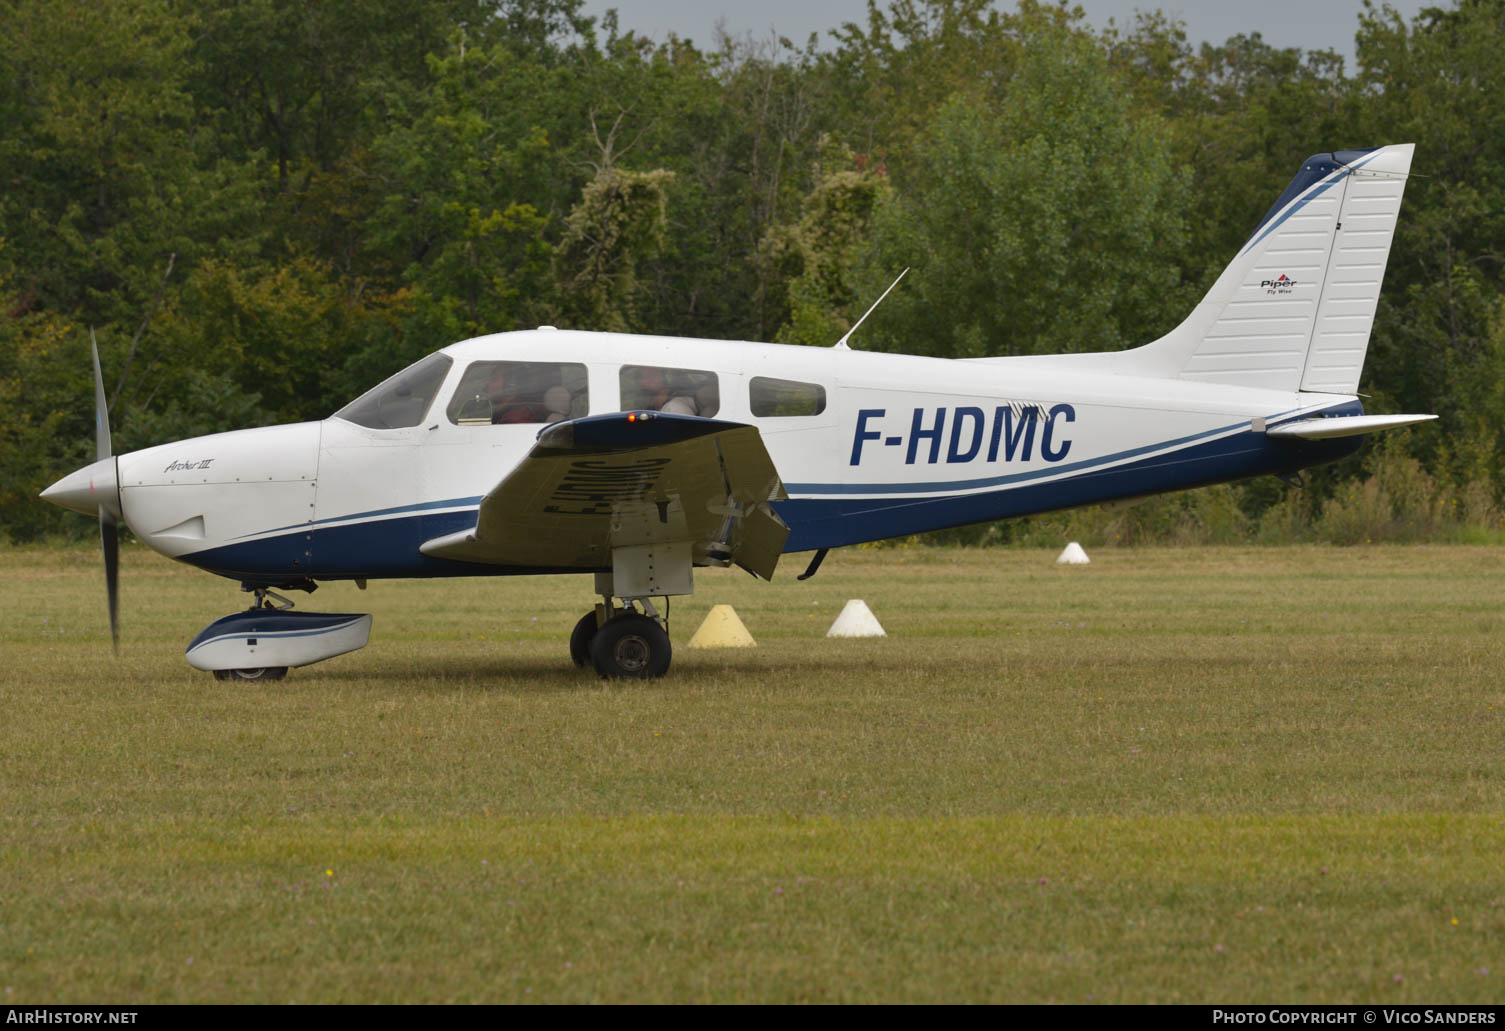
{"left": 91, "top": 327, "right": 119, "bottom": 652}
{"left": 91, "top": 327, "right": 111, "bottom": 461}
{"left": 101, "top": 509, "right": 120, "bottom": 654}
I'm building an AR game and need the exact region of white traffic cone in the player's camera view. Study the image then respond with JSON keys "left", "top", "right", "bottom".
{"left": 1056, "top": 541, "right": 1090, "bottom": 565}
{"left": 827, "top": 599, "right": 886, "bottom": 638}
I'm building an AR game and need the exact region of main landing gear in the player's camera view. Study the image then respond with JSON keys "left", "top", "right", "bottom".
{"left": 570, "top": 598, "right": 672, "bottom": 679}
{"left": 569, "top": 548, "right": 691, "bottom": 679}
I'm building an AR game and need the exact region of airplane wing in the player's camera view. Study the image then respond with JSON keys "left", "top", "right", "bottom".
{"left": 419, "top": 412, "right": 790, "bottom": 579}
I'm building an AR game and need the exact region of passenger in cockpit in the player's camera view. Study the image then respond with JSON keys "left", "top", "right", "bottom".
{"left": 543, "top": 385, "right": 573, "bottom": 423}
{"left": 632, "top": 366, "right": 671, "bottom": 410}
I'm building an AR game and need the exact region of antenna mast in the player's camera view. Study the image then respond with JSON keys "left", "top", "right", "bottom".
{"left": 834, "top": 268, "right": 909, "bottom": 350}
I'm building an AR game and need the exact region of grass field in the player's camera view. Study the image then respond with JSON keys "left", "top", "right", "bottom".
{"left": 2, "top": 543, "right": 1503, "bottom": 1003}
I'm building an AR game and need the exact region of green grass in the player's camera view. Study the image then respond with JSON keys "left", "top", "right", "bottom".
{"left": 2, "top": 544, "right": 1503, "bottom": 1002}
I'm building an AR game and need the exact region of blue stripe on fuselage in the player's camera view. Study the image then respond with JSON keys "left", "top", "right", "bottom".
{"left": 183, "top": 504, "right": 488, "bottom": 582}
{"left": 780, "top": 420, "right": 1361, "bottom": 551}
{"left": 232, "top": 495, "right": 487, "bottom": 541}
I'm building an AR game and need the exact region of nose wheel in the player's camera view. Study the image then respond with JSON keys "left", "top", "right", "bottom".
{"left": 571, "top": 600, "right": 672, "bottom": 678}
{"left": 213, "top": 666, "right": 288, "bottom": 682}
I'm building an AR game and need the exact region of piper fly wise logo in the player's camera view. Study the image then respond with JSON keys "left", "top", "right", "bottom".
{"left": 1261, "top": 273, "right": 1297, "bottom": 295}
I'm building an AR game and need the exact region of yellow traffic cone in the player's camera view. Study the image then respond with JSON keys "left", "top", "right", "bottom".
{"left": 686, "top": 604, "right": 757, "bottom": 648}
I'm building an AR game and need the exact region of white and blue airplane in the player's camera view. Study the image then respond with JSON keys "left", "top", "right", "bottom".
{"left": 42, "top": 143, "right": 1434, "bottom": 679}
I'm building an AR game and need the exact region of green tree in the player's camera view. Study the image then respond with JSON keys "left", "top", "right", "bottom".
{"left": 825, "top": 0, "right": 1043, "bottom": 154}
{"left": 181, "top": 0, "right": 508, "bottom": 189}
{"left": 142, "top": 257, "right": 412, "bottom": 427}
{"left": 0, "top": 0, "right": 259, "bottom": 326}
{"left": 761, "top": 141, "right": 890, "bottom": 347}
{"left": 362, "top": 42, "right": 560, "bottom": 340}
{"left": 554, "top": 163, "right": 676, "bottom": 332}
{"left": 0, "top": 303, "right": 92, "bottom": 540}
{"left": 1349, "top": 0, "right": 1505, "bottom": 488}
{"left": 853, "top": 19, "right": 1190, "bottom": 358}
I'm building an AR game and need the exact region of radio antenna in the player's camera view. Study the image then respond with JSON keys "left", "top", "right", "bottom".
{"left": 834, "top": 267, "right": 908, "bottom": 350}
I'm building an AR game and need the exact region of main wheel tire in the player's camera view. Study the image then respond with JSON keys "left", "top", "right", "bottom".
{"left": 212, "top": 666, "right": 288, "bottom": 682}
{"left": 588, "top": 614, "right": 671, "bottom": 679}
{"left": 569, "top": 610, "right": 600, "bottom": 667}
{"left": 569, "top": 606, "right": 623, "bottom": 667}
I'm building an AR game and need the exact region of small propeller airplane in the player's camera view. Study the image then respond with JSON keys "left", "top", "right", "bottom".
{"left": 42, "top": 143, "right": 1435, "bottom": 680}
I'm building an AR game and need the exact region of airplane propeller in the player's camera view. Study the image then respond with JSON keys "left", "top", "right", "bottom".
{"left": 91, "top": 329, "right": 120, "bottom": 654}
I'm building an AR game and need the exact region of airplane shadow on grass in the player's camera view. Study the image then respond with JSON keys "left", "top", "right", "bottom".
{"left": 297, "top": 649, "right": 905, "bottom": 693}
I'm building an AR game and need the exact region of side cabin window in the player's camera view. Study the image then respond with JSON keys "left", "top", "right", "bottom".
{"left": 749, "top": 376, "right": 826, "bottom": 417}
{"left": 620, "top": 365, "right": 719, "bottom": 418}
{"left": 334, "top": 352, "right": 454, "bottom": 430}
{"left": 448, "top": 361, "right": 588, "bottom": 425}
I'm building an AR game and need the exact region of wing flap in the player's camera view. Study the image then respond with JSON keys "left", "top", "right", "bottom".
{"left": 420, "top": 412, "right": 789, "bottom": 575}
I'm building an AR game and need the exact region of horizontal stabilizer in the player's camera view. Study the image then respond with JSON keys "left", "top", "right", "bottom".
{"left": 1265, "top": 413, "right": 1436, "bottom": 440}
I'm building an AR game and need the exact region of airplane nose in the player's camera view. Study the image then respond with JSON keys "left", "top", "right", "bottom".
{"left": 40, "top": 457, "right": 121, "bottom": 518}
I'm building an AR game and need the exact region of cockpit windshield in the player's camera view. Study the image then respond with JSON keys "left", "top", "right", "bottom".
{"left": 333, "top": 352, "right": 454, "bottom": 430}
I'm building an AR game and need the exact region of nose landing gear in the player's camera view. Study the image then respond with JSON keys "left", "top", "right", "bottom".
{"left": 185, "top": 585, "right": 373, "bottom": 681}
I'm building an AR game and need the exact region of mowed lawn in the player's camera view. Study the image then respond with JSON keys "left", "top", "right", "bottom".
{"left": 1, "top": 543, "right": 1502, "bottom": 1003}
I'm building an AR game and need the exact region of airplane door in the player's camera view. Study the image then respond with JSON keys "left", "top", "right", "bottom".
{"left": 311, "top": 419, "right": 425, "bottom": 578}
{"left": 415, "top": 357, "right": 596, "bottom": 560}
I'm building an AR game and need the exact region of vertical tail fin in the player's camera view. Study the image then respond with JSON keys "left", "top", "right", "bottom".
{"left": 1130, "top": 144, "right": 1414, "bottom": 393}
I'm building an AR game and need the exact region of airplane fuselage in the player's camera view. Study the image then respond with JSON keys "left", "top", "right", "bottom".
{"left": 104, "top": 328, "right": 1361, "bottom": 586}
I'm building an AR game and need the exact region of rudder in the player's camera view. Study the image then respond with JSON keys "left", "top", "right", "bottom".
{"left": 1298, "top": 147, "right": 1413, "bottom": 392}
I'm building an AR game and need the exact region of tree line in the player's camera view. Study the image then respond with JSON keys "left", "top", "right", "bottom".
{"left": 3, "top": 0, "right": 1503, "bottom": 543}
